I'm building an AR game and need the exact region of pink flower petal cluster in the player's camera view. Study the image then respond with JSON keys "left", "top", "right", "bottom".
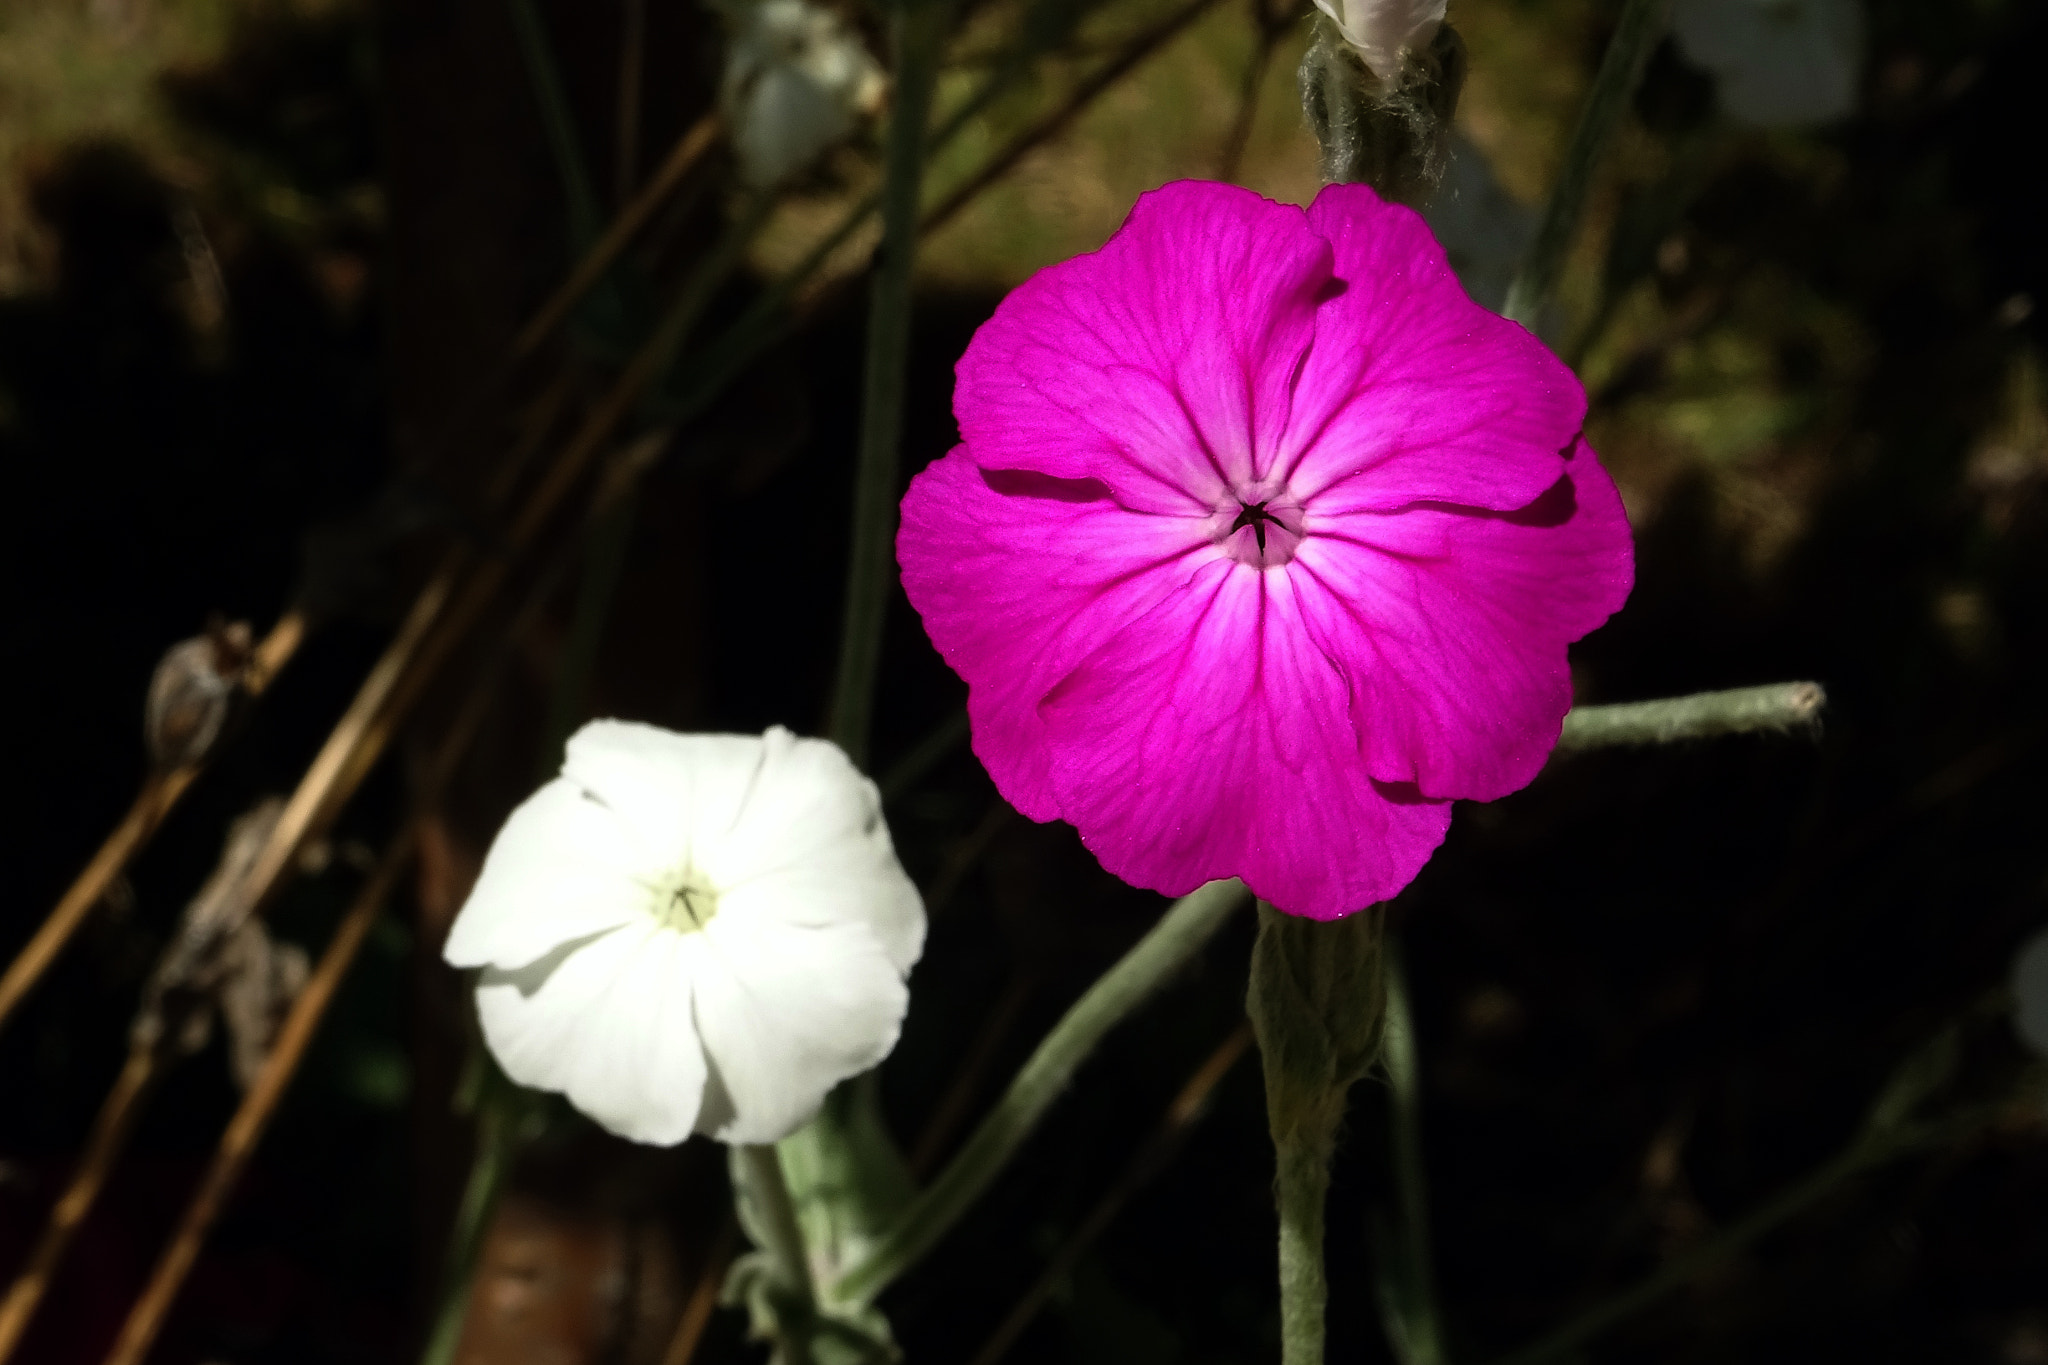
{"left": 896, "top": 181, "right": 1634, "bottom": 919}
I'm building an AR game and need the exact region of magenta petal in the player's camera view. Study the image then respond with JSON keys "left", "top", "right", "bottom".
{"left": 897, "top": 446, "right": 1212, "bottom": 820}
{"left": 954, "top": 181, "right": 1333, "bottom": 511}
{"left": 1281, "top": 183, "right": 1586, "bottom": 514}
{"left": 1039, "top": 560, "right": 1453, "bottom": 918}
{"left": 1295, "top": 440, "right": 1635, "bottom": 800}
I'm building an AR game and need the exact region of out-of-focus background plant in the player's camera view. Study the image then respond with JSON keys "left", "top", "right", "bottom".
{"left": 0, "top": 0, "right": 2043, "bottom": 1360}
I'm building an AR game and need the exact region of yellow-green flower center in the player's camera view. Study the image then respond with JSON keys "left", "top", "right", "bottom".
{"left": 651, "top": 870, "right": 720, "bottom": 933}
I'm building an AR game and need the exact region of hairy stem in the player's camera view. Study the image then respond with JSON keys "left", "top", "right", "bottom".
{"left": 1276, "top": 1132, "right": 1333, "bottom": 1365}
{"left": 1375, "top": 949, "right": 1447, "bottom": 1365}
{"left": 1558, "top": 682, "right": 1826, "bottom": 752}
{"left": 832, "top": 879, "right": 1250, "bottom": 1303}
{"left": 740, "top": 1144, "right": 819, "bottom": 1365}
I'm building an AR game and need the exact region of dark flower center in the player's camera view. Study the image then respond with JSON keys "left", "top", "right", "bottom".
{"left": 1229, "top": 500, "right": 1289, "bottom": 555}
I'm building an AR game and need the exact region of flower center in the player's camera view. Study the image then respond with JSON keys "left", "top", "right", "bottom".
{"left": 1214, "top": 490, "right": 1304, "bottom": 568}
{"left": 651, "top": 871, "right": 720, "bottom": 934}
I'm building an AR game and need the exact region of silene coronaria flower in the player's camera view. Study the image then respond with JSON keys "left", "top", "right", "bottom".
{"left": 443, "top": 721, "right": 924, "bottom": 1145}
{"left": 897, "top": 181, "right": 1634, "bottom": 920}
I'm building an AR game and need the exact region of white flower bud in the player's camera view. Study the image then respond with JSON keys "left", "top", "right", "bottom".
{"left": 1309, "top": 0, "right": 1447, "bottom": 82}
{"left": 719, "top": 0, "right": 887, "bottom": 187}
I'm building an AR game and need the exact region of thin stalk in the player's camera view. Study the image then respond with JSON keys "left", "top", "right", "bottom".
{"left": 909, "top": 969, "right": 1037, "bottom": 1178}
{"left": 1374, "top": 950, "right": 1446, "bottom": 1365}
{"left": 1275, "top": 1129, "right": 1332, "bottom": 1365}
{"left": 659, "top": 1215, "right": 739, "bottom": 1365}
{"left": 827, "top": 0, "right": 951, "bottom": 768}
{"left": 100, "top": 832, "right": 415, "bottom": 1365}
{"left": 1499, "top": 0, "right": 1669, "bottom": 328}
{"left": 512, "top": 113, "right": 722, "bottom": 362}
{"left": 506, "top": 0, "right": 605, "bottom": 254}
{"left": 1248, "top": 903, "right": 1388, "bottom": 1365}
{"left": 918, "top": 0, "right": 1228, "bottom": 236}
{"left": 832, "top": 878, "right": 1250, "bottom": 1304}
{"left": 739, "top": 1144, "right": 819, "bottom": 1365}
{"left": 0, "top": 1049, "right": 161, "bottom": 1361}
{"left": 877, "top": 708, "right": 970, "bottom": 803}
{"left": 1557, "top": 682, "right": 1825, "bottom": 752}
{"left": 1219, "top": 0, "right": 1292, "bottom": 182}
{"left": 968, "top": 1025, "right": 1253, "bottom": 1365}
{"left": 0, "top": 609, "right": 306, "bottom": 1038}
{"left": 418, "top": 1082, "right": 533, "bottom": 1365}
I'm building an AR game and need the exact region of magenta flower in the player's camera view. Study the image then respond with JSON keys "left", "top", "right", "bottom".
{"left": 896, "top": 181, "right": 1634, "bottom": 919}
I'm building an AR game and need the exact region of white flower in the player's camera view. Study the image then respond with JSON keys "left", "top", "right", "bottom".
{"left": 1671, "top": 0, "right": 1864, "bottom": 128}
{"left": 2014, "top": 928, "right": 2048, "bottom": 1060}
{"left": 444, "top": 721, "right": 924, "bottom": 1146}
{"left": 720, "top": 0, "right": 887, "bottom": 187}
{"left": 1311, "top": 0, "right": 1446, "bottom": 82}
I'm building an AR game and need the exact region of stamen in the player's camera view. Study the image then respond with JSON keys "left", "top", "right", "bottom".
{"left": 1230, "top": 500, "right": 1285, "bottom": 554}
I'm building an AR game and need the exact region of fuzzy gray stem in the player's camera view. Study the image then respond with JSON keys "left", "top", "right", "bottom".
{"left": 1558, "top": 682, "right": 1826, "bottom": 752}
{"left": 831, "top": 879, "right": 1249, "bottom": 1304}
{"left": 1276, "top": 1133, "right": 1333, "bottom": 1365}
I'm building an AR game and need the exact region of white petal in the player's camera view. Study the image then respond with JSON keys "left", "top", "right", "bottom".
{"left": 711, "top": 727, "right": 927, "bottom": 973}
{"left": 692, "top": 915, "right": 909, "bottom": 1144}
{"left": 562, "top": 720, "right": 768, "bottom": 874}
{"left": 443, "top": 776, "right": 652, "bottom": 969}
{"left": 476, "top": 924, "right": 710, "bottom": 1145}
{"left": 2015, "top": 929, "right": 2048, "bottom": 1060}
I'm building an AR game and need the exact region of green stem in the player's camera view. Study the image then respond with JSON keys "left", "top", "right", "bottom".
{"left": 417, "top": 1091, "right": 526, "bottom": 1365}
{"left": 832, "top": 878, "right": 1250, "bottom": 1304}
{"left": 828, "top": 0, "right": 951, "bottom": 767}
{"left": 740, "top": 1143, "right": 819, "bottom": 1365}
{"left": 877, "top": 708, "right": 969, "bottom": 803}
{"left": 1557, "top": 682, "right": 1826, "bottom": 752}
{"left": 1376, "top": 949, "right": 1447, "bottom": 1365}
{"left": 1248, "top": 903, "right": 1387, "bottom": 1365}
{"left": 1499, "top": 0, "right": 1669, "bottom": 328}
{"left": 506, "top": 0, "right": 604, "bottom": 255}
{"left": 1276, "top": 1133, "right": 1332, "bottom": 1365}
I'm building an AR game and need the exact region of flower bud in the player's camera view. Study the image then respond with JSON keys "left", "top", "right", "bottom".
{"left": 719, "top": 0, "right": 887, "bottom": 188}
{"left": 1246, "top": 903, "right": 1388, "bottom": 1153}
{"left": 1310, "top": 0, "right": 1445, "bottom": 83}
{"left": 1300, "top": 19, "right": 1467, "bottom": 203}
{"left": 144, "top": 618, "right": 252, "bottom": 771}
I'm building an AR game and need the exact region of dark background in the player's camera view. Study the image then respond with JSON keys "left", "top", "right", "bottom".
{"left": 1, "top": 0, "right": 2044, "bottom": 1361}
